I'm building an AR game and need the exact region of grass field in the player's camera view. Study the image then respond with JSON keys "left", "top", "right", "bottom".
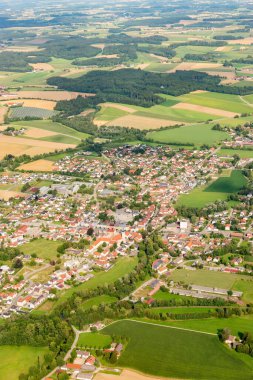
{"left": 218, "top": 149, "right": 253, "bottom": 159}
{"left": 102, "top": 320, "right": 253, "bottom": 380}
{"left": 178, "top": 92, "right": 253, "bottom": 114}
{"left": 20, "top": 239, "right": 60, "bottom": 260}
{"left": 96, "top": 106, "right": 129, "bottom": 121}
{"left": 80, "top": 295, "right": 117, "bottom": 311}
{"left": 177, "top": 170, "right": 247, "bottom": 208}
{"left": 78, "top": 332, "right": 112, "bottom": 348}
{"left": 0, "top": 345, "right": 48, "bottom": 380}
{"left": 147, "top": 123, "right": 230, "bottom": 146}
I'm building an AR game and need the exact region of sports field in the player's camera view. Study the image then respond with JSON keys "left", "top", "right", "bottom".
{"left": 102, "top": 320, "right": 253, "bottom": 380}
{"left": 0, "top": 345, "right": 47, "bottom": 380}
{"left": 147, "top": 123, "right": 230, "bottom": 146}
{"left": 177, "top": 170, "right": 247, "bottom": 208}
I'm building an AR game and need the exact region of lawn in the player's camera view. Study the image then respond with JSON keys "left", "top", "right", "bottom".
{"left": 0, "top": 345, "right": 48, "bottom": 380}
{"left": 78, "top": 332, "right": 112, "bottom": 348}
{"left": 218, "top": 148, "right": 253, "bottom": 159}
{"left": 20, "top": 239, "right": 60, "bottom": 260}
{"left": 102, "top": 320, "right": 253, "bottom": 380}
{"left": 147, "top": 123, "right": 230, "bottom": 146}
{"left": 177, "top": 170, "right": 247, "bottom": 208}
{"left": 178, "top": 92, "right": 253, "bottom": 114}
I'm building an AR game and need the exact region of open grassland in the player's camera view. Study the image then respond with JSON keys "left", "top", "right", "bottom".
{"left": 96, "top": 106, "right": 129, "bottom": 121}
{"left": 217, "top": 115, "right": 253, "bottom": 128}
{"left": 20, "top": 239, "right": 61, "bottom": 260}
{"left": 78, "top": 333, "right": 112, "bottom": 348}
{"left": 102, "top": 320, "right": 253, "bottom": 380}
{"left": 177, "top": 170, "right": 246, "bottom": 207}
{"left": 147, "top": 123, "right": 230, "bottom": 146}
{"left": 171, "top": 102, "right": 238, "bottom": 118}
{"left": 0, "top": 135, "right": 76, "bottom": 160}
{"left": 178, "top": 92, "right": 253, "bottom": 114}
{"left": 0, "top": 345, "right": 48, "bottom": 380}
{"left": 18, "top": 159, "right": 56, "bottom": 172}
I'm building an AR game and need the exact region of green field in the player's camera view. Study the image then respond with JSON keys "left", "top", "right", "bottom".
{"left": 218, "top": 148, "right": 253, "bottom": 159}
{"left": 20, "top": 239, "right": 60, "bottom": 260}
{"left": 102, "top": 320, "right": 253, "bottom": 380}
{"left": 178, "top": 92, "right": 253, "bottom": 114}
{"left": 9, "top": 106, "right": 57, "bottom": 119}
{"left": 80, "top": 295, "right": 117, "bottom": 311}
{"left": 96, "top": 106, "right": 129, "bottom": 121}
{"left": 11, "top": 120, "right": 90, "bottom": 141}
{"left": 177, "top": 170, "right": 247, "bottom": 208}
{"left": 78, "top": 332, "right": 112, "bottom": 348}
{"left": 0, "top": 345, "right": 47, "bottom": 380}
{"left": 147, "top": 123, "right": 230, "bottom": 146}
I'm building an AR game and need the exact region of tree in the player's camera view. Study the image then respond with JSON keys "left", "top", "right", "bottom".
{"left": 12, "top": 258, "right": 23, "bottom": 269}
{"left": 87, "top": 227, "right": 94, "bottom": 236}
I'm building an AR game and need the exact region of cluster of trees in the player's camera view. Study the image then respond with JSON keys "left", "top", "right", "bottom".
{"left": 0, "top": 247, "right": 22, "bottom": 262}
{"left": 0, "top": 51, "right": 50, "bottom": 72}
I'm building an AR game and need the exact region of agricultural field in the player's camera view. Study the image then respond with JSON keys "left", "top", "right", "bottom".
{"left": 147, "top": 123, "right": 230, "bottom": 146}
{"left": 0, "top": 345, "right": 48, "bottom": 380}
{"left": 177, "top": 170, "right": 247, "bottom": 208}
{"left": 18, "top": 159, "right": 56, "bottom": 172}
{"left": 9, "top": 106, "right": 57, "bottom": 119}
{"left": 102, "top": 320, "right": 253, "bottom": 380}
{"left": 20, "top": 239, "right": 61, "bottom": 261}
{"left": 78, "top": 332, "right": 112, "bottom": 348}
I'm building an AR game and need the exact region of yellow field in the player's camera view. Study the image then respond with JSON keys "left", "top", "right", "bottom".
{"left": 228, "top": 37, "right": 253, "bottom": 45}
{"left": 106, "top": 115, "right": 180, "bottom": 129}
{"left": 95, "top": 369, "right": 179, "bottom": 380}
{"left": 172, "top": 102, "right": 238, "bottom": 117}
{"left": 171, "top": 62, "right": 222, "bottom": 71}
{"left": 23, "top": 128, "right": 57, "bottom": 138}
{"left": 0, "top": 190, "right": 25, "bottom": 200}
{"left": 1, "top": 99, "right": 56, "bottom": 110}
{"left": 0, "top": 135, "right": 76, "bottom": 159}
{"left": 18, "top": 159, "right": 56, "bottom": 172}
{"left": 29, "top": 63, "right": 54, "bottom": 71}
{"left": 14, "top": 91, "right": 94, "bottom": 101}
{"left": 0, "top": 106, "right": 8, "bottom": 123}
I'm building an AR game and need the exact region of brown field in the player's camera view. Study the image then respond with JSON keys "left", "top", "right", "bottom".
{"left": 23, "top": 128, "right": 58, "bottom": 138}
{"left": 95, "top": 369, "right": 180, "bottom": 380}
{"left": 215, "top": 46, "right": 232, "bottom": 52}
{"left": 106, "top": 115, "right": 181, "bottom": 129}
{"left": 18, "top": 159, "right": 56, "bottom": 172}
{"left": 14, "top": 91, "right": 94, "bottom": 101}
{"left": 2, "top": 98, "right": 56, "bottom": 110}
{"left": 135, "top": 63, "right": 151, "bottom": 69}
{"left": 102, "top": 103, "right": 136, "bottom": 113}
{"left": 0, "top": 106, "right": 8, "bottom": 123}
{"left": 172, "top": 102, "right": 238, "bottom": 117}
{"left": 228, "top": 37, "right": 253, "bottom": 45}
{"left": 0, "top": 190, "right": 25, "bottom": 200}
{"left": 205, "top": 71, "right": 236, "bottom": 80}
{"left": 92, "top": 43, "right": 106, "bottom": 49}
{"left": 99, "top": 54, "right": 119, "bottom": 59}
{"left": 0, "top": 135, "right": 75, "bottom": 159}
{"left": 171, "top": 62, "right": 222, "bottom": 71}
{"left": 1, "top": 46, "right": 41, "bottom": 52}
{"left": 29, "top": 63, "right": 54, "bottom": 71}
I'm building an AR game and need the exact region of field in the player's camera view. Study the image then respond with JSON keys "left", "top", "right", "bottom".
{"left": 0, "top": 106, "right": 7, "bottom": 123}
{"left": 95, "top": 369, "right": 172, "bottom": 380}
{"left": 0, "top": 135, "right": 76, "bottom": 160}
{"left": 5, "top": 98, "right": 56, "bottom": 110}
{"left": 20, "top": 239, "right": 61, "bottom": 260}
{"left": 147, "top": 124, "right": 230, "bottom": 146}
{"left": 18, "top": 159, "right": 56, "bottom": 172}
{"left": 177, "top": 170, "right": 247, "bottom": 208}
{"left": 78, "top": 332, "right": 112, "bottom": 348}
{"left": 217, "top": 149, "right": 253, "bottom": 159}
{"left": 0, "top": 345, "right": 48, "bottom": 380}
{"left": 80, "top": 295, "right": 117, "bottom": 311}
{"left": 9, "top": 106, "right": 57, "bottom": 119}
{"left": 12, "top": 90, "right": 95, "bottom": 101}
{"left": 102, "top": 320, "right": 253, "bottom": 380}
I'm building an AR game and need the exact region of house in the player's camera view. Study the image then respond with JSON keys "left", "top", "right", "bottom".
{"left": 77, "top": 350, "right": 90, "bottom": 360}
{"left": 76, "top": 373, "right": 93, "bottom": 380}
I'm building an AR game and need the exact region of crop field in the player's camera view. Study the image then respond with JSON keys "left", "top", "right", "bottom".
{"left": 13, "top": 90, "right": 94, "bottom": 101}
{"left": 0, "top": 135, "right": 76, "bottom": 160}
{"left": 18, "top": 159, "right": 56, "bottom": 172}
{"left": 178, "top": 92, "right": 253, "bottom": 114}
{"left": 147, "top": 123, "right": 230, "bottom": 146}
{"left": 6, "top": 98, "right": 56, "bottom": 110}
{"left": 177, "top": 170, "right": 246, "bottom": 208}
{"left": 96, "top": 106, "right": 129, "bottom": 122}
{"left": 20, "top": 239, "right": 61, "bottom": 260}
{"left": 0, "top": 345, "right": 48, "bottom": 380}
{"left": 102, "top": 320, "right": 253, "bottom": 380}
{"left": 9, "top": 106, "right": 57, "bottom": 119}
{"left": 0, "top": 106, "right": 7, "bottom": 123}
{"left": 12, "top": 120, "right": 89, "bottom": 141}
{"left": 78, "top": 332, "right": 112, "bottom": 348}
{"left": 106, "top": 114, "right": 180, "bottom": 130}
{"left": 171, "top": 102, "right": 238, "bottom": 118}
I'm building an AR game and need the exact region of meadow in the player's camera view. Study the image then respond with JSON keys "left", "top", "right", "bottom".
{"left": 0, "top": 345, "right": 48, "bottom": 380}
{"left": 102, "top": 320, "right": 253, "bottom": 380}
{"left": 177, "top": 170, "right": 246, "bottom": 208}
{"left": 147, "top": 123, "right": 230, "bottom": 146}
{"left": 80, "top": 295, "right": 117, "bottom": 311}
{"left": 20, "top": 239, "right": 61, "bottom": 260}
{"left": 218, "top": 149, "right": 253, "bottom": 159}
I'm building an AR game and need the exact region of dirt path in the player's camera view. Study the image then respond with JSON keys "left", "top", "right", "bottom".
{"left": 239, "top": 95, "right": 253, "bottom": 108}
